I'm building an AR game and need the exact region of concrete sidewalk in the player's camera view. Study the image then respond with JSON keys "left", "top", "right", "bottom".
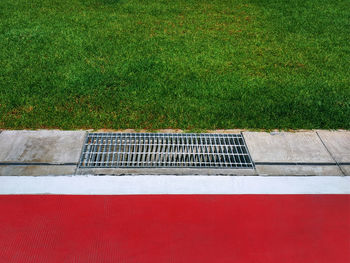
{"left": 0, "top": 130, "right": 349, "bottom": 176}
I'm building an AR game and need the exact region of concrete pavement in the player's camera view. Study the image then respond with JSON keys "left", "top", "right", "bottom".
{"left": 0, "top": 130, "right": 349, "bottom": 176}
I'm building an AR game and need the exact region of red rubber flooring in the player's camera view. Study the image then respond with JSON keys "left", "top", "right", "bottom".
{"left": 0, "top": 195, "right": 349, "bottom": 263}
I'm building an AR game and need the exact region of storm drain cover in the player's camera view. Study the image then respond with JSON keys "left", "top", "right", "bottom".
{"left": 79, "top": 133, "right": 254, "bottom": 169}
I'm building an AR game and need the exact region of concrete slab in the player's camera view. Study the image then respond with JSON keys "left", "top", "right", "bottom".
{"left": 340, "top": 166, "right": 350, "bottom": 176}
{"left": 255, "top": 165, "right": 342, "bottom": 176}
{"left": 0, "top": 165, "right": 76, "bottom": 176}
{"left": 317, "top": 130, "right": 350, "bottom": 163}
{"left": 0, "top": 130, "right": 86, "bottom": 164}
{"left": 76, "top": 168, "right": 257, "bottom": 176}
{"left": 243, "top": 131, "right": 334, "bottom": 163}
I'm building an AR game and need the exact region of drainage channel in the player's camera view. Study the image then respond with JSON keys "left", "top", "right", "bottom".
{"left": 79, "top": 133, "right": 254, "bottom": 169}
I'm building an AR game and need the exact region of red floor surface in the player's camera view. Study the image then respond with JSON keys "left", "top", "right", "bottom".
{"left": 0, "top": 195, "right": 349, "bottom": 263}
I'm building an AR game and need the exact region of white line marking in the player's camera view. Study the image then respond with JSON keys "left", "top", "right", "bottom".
{"left": 0, "top": 176, "right": 349, "bottom": 195}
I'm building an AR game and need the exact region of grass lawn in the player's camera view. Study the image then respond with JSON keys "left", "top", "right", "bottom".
{"left": 1, "top": 0, "right": 349, "bottom": 130}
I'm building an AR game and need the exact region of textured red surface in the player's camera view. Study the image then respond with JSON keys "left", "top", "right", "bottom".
{"left": 0, "top": 195, "right": 349, "bottom": 263}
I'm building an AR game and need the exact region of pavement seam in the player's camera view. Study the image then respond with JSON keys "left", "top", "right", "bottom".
{"left": 74, "top": 131, "right": 88, "bottom": 175}
{"left": 254, "top": 162, "right": 350, "bottom": 166}
{"left": 241, "top": 132, "right": 259, "bottom": 175}
{"left": 316, "top": 131, "right": 346, "bottom": 176}
{"left": 0, "top": 163, "right": 77, "bottom": 166}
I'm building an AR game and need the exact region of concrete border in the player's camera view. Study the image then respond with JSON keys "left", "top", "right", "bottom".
{"left": 0, "top": 175, "right": 349, "bottom": 194}
{"left": 254, "top": 164, "right": 342, "bottom": 176}
{"left": 0, "top": 165, "right": 77, "bottom": 176}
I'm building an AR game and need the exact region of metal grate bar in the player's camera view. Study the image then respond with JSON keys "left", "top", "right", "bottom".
{"left": 79, "top": 133, "right": 254, "bottom": 169}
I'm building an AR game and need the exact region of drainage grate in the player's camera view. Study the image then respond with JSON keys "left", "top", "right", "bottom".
{"left": 79, "top": 133, "right": 254, "bottom": 169}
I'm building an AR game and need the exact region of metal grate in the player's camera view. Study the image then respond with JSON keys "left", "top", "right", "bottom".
{"left": 79, "top": 133, "right": 254, "bottom": 169}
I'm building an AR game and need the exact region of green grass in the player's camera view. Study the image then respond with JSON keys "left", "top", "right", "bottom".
{"left": 1, "top": 0, "right": 349, "bottom": 130}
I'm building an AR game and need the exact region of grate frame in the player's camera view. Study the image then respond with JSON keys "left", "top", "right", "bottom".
{"left": 79, "top": 133, "right": 254, "bottom": 169}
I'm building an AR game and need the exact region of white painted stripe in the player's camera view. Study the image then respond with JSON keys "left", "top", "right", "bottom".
{"left": 0, "top": 176, "right": 349, "bottom": 195}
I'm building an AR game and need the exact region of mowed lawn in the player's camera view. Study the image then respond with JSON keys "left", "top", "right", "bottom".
{"left": 1, "top": 0, "right": 349, "bottom": 130}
